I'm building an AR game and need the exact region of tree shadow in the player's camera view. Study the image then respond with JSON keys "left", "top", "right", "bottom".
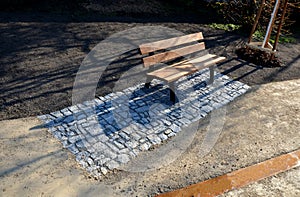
{"left": 0, "top": 18, "right": 299, "bottom": 121}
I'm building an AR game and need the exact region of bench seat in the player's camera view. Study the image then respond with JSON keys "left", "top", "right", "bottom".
{"left": 147, "top": 54, "right": 226, "bottom": 83}
{"left": 139, "top": 32, "right": 226, "bottom": 102}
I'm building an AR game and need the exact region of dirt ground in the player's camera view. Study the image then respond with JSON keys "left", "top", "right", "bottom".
{"left": 0, "top": 13, "right": 299, "bottom": 121}
{"left": 0, "top": 78, "right": 299, "bottom": 196}
{"left": 0, "top": 6, "right": 299, "bottom": 196}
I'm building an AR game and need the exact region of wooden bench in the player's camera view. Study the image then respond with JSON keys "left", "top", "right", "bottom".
{"left": 139, "top": 32, "right": 226, "bottom": 102}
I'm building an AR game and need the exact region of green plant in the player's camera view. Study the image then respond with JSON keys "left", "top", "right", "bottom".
{"left": 253, "top": 30, "right": 297, "bottom": 44}
{"left": 210, "top": 0, "right": 299, "bottom": 34}
{"left": 210, "top": 0, "right": 258, "bottom": 31}
{"left": 208, "top": 23, "right": 242, "bottom": 32}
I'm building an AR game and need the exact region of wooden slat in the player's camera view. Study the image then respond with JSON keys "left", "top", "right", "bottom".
{"left": 189, "top": 54, "right": 226, "bottom": 69}
{"left": 147, "top": 63, "right": 197, "bottom": 81}
{"left": 139, "top": 32, "right": 204, "bottom": 54}
{"left": 147, "top": 54, "right": 226, "bottom": 82}
{"left": 142, "top": 42, "right": 205, "bottom": 67}
{"left": 164, "top": 66, "right": 198, "bottom": 82}
{"left": 194, "top": 56, "right": 226, "bottom": 69}
{"left": 188, "top": 54, "right": 217, "bottom": 64}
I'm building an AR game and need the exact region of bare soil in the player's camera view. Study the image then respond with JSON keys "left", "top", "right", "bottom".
{"left": 0, "top": 3, "right": 299, "bottom": 196}
{"left": 0, "top": 79, "right": 299, "bottom": 196}
{"left": 0, "top": 11, "right": 299, "bottom": 121}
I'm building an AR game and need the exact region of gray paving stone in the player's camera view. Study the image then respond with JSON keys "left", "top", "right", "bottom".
{"left": 39, "top": 68, "right": 251, "bottom": 178}
{"left": 68, "top": 144, "right": 79, "bottom": 154}
{"left": 75, "top": 140, "right": 89, "bottom": 150}
{"left": 139, "top": 142, "right": 152, "bottom": 151}
{"left": 164, "top": 129, "right": 173, "bottom": 135}
{"left": 86, "top": 157, "right": 94, "bottom": 166}
{"left": 158, "top": 133, "right": 168, "bottom": 141}
{"left": 202, "top": 105, "right": 213, "bottom": 113}
{"left": 125, "top": 140, "right": 139, "bottom": 149}
{"left": 167, "top": 132, "right": 176, "bottom": 137}
{"left": 147, "top": 134, "right": 161, "bottom": 145}
{"left": 97, "top": 134, "right": 109, "bottom": 143}
{"left": 61, "top": 108, "right": 73, "bottom": 116}
{"left": 78, "top": 160, "right": 89, "bottom": 168}
{"left": 114, "top": 140, "right": 125, "bottom": 149}
{"left": 100, "top": 166, "right": 109, "bottom": 175}
{"left": 68, "top": 135, "right": 81, "bottom": 144}
{"left": 96, "top": 157, "right": 110, "bottom": 166}
{"left": 119, "top": 132, "right": 130, "bottom": 141}
{"left": 116, "top": 154, "right": 130, "bottom": 164}
{"left": 106, "top": 160, "right": 120, "bottom": 170}
{"left": 170, "top": 124, "right": 181, "bottom": 133}
{"left": 102, "top": 148, "right": 117, "bottom": 160}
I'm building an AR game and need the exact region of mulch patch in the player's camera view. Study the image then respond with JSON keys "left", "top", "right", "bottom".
{"left": 236, "top": 46, "right": 283, "bottom": 68}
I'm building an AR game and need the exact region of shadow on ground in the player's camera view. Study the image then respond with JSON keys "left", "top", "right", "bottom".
{"left": 0, "top": 12, "right": 299, "bottom": 120}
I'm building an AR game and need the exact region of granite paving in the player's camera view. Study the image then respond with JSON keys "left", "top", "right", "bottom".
{"left": 38, "top": 68, "right": 250, "bottom": 178}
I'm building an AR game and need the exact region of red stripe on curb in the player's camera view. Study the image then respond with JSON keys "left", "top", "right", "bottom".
{"left": 156, "top": 149, "right": 300, "bottom": 197}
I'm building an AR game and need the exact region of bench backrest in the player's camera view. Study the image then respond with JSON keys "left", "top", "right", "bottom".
{"left": 139, "top": 32, "right": 205, "bottom": 67}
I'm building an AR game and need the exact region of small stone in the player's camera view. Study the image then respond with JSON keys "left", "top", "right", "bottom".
{"left": 113, "top": 141, "right": 125, "bottom": 149}
{"left": 76, "top": 140, "right": 88, "bottom": 149}
{"left": 68, "top": 144, "right": 79, "bottom": 154}
{"left": 78, "top": 160, "right": 88, "bottom": 168}
{"left": 147, "top": 134, "right": 161, "bottom": 145}
{"left": 164, "top": 129, "right": 172, "bottom": 135}
{"left": 93, "top": 141, "right": 108, "bottom": 150}
{"left": 50, "top": 111, "right": 64, "bottom": 118}
{"left": 122, "top": 127, "right": 132, "bottom": 135}
{"left": 68, "top": 105, "right": 79, "bottom": 112}
{"left": 87, "top": 157, "right": 94, "bottom": 166}
{"left": 119, "top": 132, "right": 130, "bottom": 141}
{"left": 96, "top": 157, "right": 110, "bottom": 166}
{"left": 119, "top": 148, "right": 129, "bottom": 154}
{"left": 106, "top": 142, "right": 119, "bottom": 153}
{"left": 179, "top": 117, "right": 191, "bottom": 125}
{"left": 167, "top": 132, "right": 176, "bottom": 137}
{"left": 158, "top": 133, "right": 168, "bottom": 141}
{"left": 103, "top": 148, "right": 117, "bottom": 159}
{"left": 131, "top": 133, "right": 141, "bottom": 141}
{"left": 139, "top": 138, "right": 146, "bottom": 143}
{"left": 97, "top": 134, "right": 109, "bottom": 143}
{"left": 129, "top": 149, "right": 140, "bottom": 157}
{"left": 101, "top": 167, "right": 109, "bottom": 175}
{"left": 62, "top": 140, "right": 70, "bottom": 148}
{"left": 76, "top": 151, "right": 89, "bottom": 162}
{"left": 116, "top": 154, "right": 130, "bottom": 164}
{"left": 68, "top": 135, "right": 80, "bottom": 144}
{"left": 162, "top": 119, "right": 172, "bottom": 126}
{"left": 125, "top": 140, "right": 139, "bottom": 149}
{"left": 61, "top": 108, "right": 72, "bottom": 116}
{"left": 139, "top": 142, "right": 151, "bottom": 151}
{"left": 37, "top": 115, "right": 49, "bottom": 122}
{"left": 106, "top": 160, "right": 120, "bottom": 170}
{"left": 170, "top": 124, "right": 181, "bottom": 133}
{"left": 201, "top": 105, "right": 213, "bottom": 113}
{"left": 76, "top": 113, "right": 86, "bottom": 120}
{"left": 53, "top": 131, "right": 62, "bottom": 140}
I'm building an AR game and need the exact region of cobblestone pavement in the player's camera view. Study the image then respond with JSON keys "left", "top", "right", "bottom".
{"left": 38, "top": 68, "right": 250, "bottom": 178}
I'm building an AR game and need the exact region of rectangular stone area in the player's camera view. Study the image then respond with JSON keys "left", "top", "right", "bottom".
{"left": 38, "top": 68, "right": 250, "bottom": 178}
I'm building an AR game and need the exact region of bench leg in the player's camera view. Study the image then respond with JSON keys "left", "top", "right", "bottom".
{"left": 169, "top": 82, "right": 176, "bottom": 103}
{"left": 208, "top": 65, "right": 215, "bottom": 85}
{"left": 144, "top": 76, "right": 153, "bottom": 88}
